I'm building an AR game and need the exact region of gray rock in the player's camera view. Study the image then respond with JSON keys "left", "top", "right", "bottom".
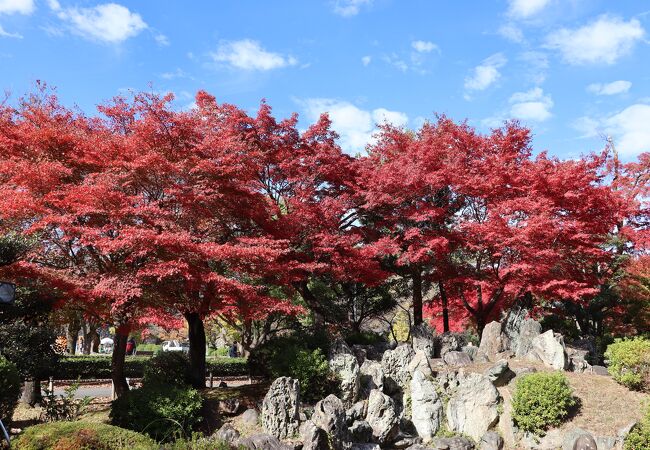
{"left": 330, "top": 352, "right": 361, "bottom": 405}
{"left": 443, "top": 351, "right": 472, "bottom": 367}
{"left": 214, "top": 423, "right": 240, "bottom": 445}
{"left": 526, "top": 330, "right": 568, "bottom": 370}
{"left": 432, "top": 436, "right": 475, "bottom": 450}
{"left": 566, "top": 347, "right": 591, "bottom": 373}
{"left": 350, "top": 420, "right": 373, "bottom": 443}
{"left": 617, "top": 421, "right": 637, "bottom": 440}
{"left": 366, "top": 389, "right": 400, "bottom": 444}
{"left": 261, "top": 377, "right": 300, "bottom": 440}
{"left": 241, "top": 408, "right": 260, "bottom": 425}
{"left": 382, "top": 344, "right": 415, "bottom": 395}
{"left": 562, "top": 429, "right": 597, "bottom": 450}
{"left": 408, "top": 350, "right": 435, "bottom": 378}
{"left": 479, "top": 431, "right": 503, "bottom": 450}
{"left": 352, "top": 345, "right": 368, "bottom": 366}
{"left": 412, "top": 323, "right": 437, "bottom": 358}
{"left": 461, "top": 344, "right": 478, "bottom": 360}
{"left": 594, "top": 436, "right": 616, "bottom": 450}
{"left": 351, "top": 445, "right": 381, "bottom": 450}
{"left": 360, "top": 360, "right": 384, "bottom": 398}
{"left": 300, "top": 420, "right": 329, "bottom": 450}
{"left": 591, "top": 365, "right": 609, "bottom": 376}
{"left": 446, "top": 372, "right": 500, "bottom": 442}
{"left": 513, "top": 319, "right": 542, "bottom": 357}
{"left": 220, "top": 398, "right": 244, "bottom": 415}
{"left": 237, "top": 433, "right": 293, "bottom": 450}
{"left": 312, "top": 394, "right": 351, "bottom": 450}
{"left": 410, "top": 369, "right": 443, "bottom": 441}
{"left": 393, "top": 435, "right": 423, "bottom": 449}
{"left": 521, "top": 429, "right": 563, "bottom": 449}
{"left": 478, "top": 322, "right": 505, "bottom": 361}
{"left": 346, "top": 400, "right": 367, "bottom": 425}
{"left": 439, "top": 333, "right": 465, "bottom": 358}
{"left": 484, "top": 360, "right": 514, "bottom": 386}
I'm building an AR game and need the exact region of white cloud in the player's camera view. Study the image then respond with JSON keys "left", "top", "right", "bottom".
{"left": 154, "top": 33, "right": 169, "bottom": 46}
{"left": 574, "top": 104, "right": 650, "bottom": 157}
{"left": 212, "top": 39, "right": 297, "bottom": 71}
{"left": 0, "top": 0, "right": 34, "bottom": 15}
{"left": 332, "top": 0, "right": 372, "bottom": 17}
{"left": 411, "top": 40, "right": 437, "bottom": 53}
{"left": 498, "top": 24, "right": 524, "bottom": 43}
{"left": 382, "top": 53, "right": 408, "bottom": 72}
{"left": 56, "top": 3, "right": 147, "bottom": 43}
{"left": 301, "top": 98, "right": 408, "bottom": 153}
{"left": 464, "top": 53, "right": 507, "bottom": 96}
{"left": 507, "top": 0, "right": 551, "bottom": 19}
{"left": 509, "top": 87, "right": 553, "bottom": 122}
{"left": 0, "top": 24, "right": 20, "bottom": 37}
{"left": 520, "top": 51, "right": 549, "bottom": 85}
{"left": 545, "top": 15, "right": 644, "bottom": 65}
{"left": 587, "top": 80, "right": 631, "bottom": 96}
{"left": 361, "top": 55, "right": 371, "bottom": 66}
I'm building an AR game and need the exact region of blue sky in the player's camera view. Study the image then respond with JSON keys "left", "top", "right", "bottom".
{"left": 1, "top": 0, "right": 649, "bottom": 160}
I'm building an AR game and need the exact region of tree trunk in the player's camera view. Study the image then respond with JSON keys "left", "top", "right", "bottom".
{"left": 111, "top": 326, "right": 130, "bottom": 398}
{"left": 82, "top": 322, "right": 98, "bottom": 355}
{"left": 20, "top": 379, "right": 41, "bottom": 406}
{"left": 476, "top": 314, "right": 486, "bottom": 340}
{"left": 66, "top": 319, "right": 81, "bottom": 355}
{"left": 412, "top": 269, "right": 423, "bottom": 326}
{"left": 439, "top": 281, "right": 450, "bottom": 333}
{"left": 295, "top": 281, "right": 325, "bottom": 327}
{"left": 185, "top": 312, "right": 206, "bottom": 389}
{"left": 91, "top": 332, "right": 100, "bottom": 353}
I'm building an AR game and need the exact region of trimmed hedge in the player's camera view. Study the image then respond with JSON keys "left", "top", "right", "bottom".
{"left": 53, "top": 355, "right": 248, "bottom": 379}
{"left": 12, "top": 421, "right": 156, "bottom": 450}
{"left": 605, "top": 338, "right": 650, "bottom": 391}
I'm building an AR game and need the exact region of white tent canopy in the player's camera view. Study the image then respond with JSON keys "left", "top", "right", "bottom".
{"left": 100, "top": 337, "right": 114, "bottom": 345}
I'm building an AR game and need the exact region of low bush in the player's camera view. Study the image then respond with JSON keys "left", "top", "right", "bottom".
{"left": 207, "top": 347, "right": 228, "bottom": 357}
{"left": 512, "top": 371, "right": 576, "bottom": 434}
{"left": 625, "top": 403, "right": 650, "bottom": 450}
{"left": 136, "top": 343, "right": 161, "bottom": 354}
{"left": 248, "top": 331, "right": 337, "bottom": 403}
{"left": 110, "top": 384, "right": 203, "bottom": 442}
{"left": 0, "top": 355, "right": 21, "bottom": 423}
{"left": 54, "top": 355, "right": 248, "bottom": 380}
{"left": 143, "top": 352, "right": 191, "bottom": 387}
{"left": 12, "top": 421, "right": 156, "bottom": 450}
{"left": 605, "top": 338, "right": 650, "bottom": 391}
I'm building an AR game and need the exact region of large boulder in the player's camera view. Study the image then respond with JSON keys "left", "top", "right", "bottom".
{"left": 410, "top": 370, "right": 443, "bottom": 442}
{"left": 312, "top": 395, "right": 351, "bottom": 450}
{"left": 261, "top": 377, "right": 300, "bottom": 440}
{"left": 330, "top": 353, "right": 361, "bottom": 405}
{"left": 214, "top": 423, "right": 240, "bottom": 446}
{"left": 381, "top": 344, "right": 415, "bottom": 395}
{"left": 478, "top": 322, "right": 506, "bottom": 361}
{"left": 513, "top": 319, "right": 542, "bottom": 357}
{"left": 408, "top": 351, "right": 434, "bottom": 377}
{"left": 438, "top": 332, "right": 465, "bottom": 358}
{"left": 566, "top": 347, "right": 591, "bottom": 373}
{"left": 479, "top": 431, "right": 503, "bottom": 450}
{"left": 300, "top": 420, "right": 329, "bottom": 450}
{"left": 443, "top": 351, "right": 472, "bottom": 367}
{"left": 346, "top": 400, "right": 367, "bottom": 425}
{"left": 526, "top": 330, "right": 568, "bottom": 370}
{"left": 431, "top": 436, "right": 475, "bottom": 450}
{"left": 350, "top": 420, "right": 373, "bottom": 443}
{"left": 411, "top": 323, "right": 437, "bottom": 358}
{"left": 366, "top": 389, "right": 400, "bottom": 444}
{"left": 237, "top": 433, "right": 293, "bottom": 450}
{"left": 562, "top": 429, "right": 597, "bottom": 450}
{"left": 360, "top": 360, "right": 384, "bottom": 398}
{"left": 484, "top": 360, "right": 514, "bottom": 386}
{"left": 446, "top": 372, "right": 500, "bottom": 442}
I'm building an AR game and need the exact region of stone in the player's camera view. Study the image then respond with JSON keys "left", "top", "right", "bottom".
{"left": 591, "top": 365, "right": 609, "bottom": 376}
{"left": 381, "top": 344, "right": 415, "bottom": 395}
{"left": 438, "top": 332, "right": 465, "bottom": 358}
{"left": 478, "top": 322, "right": 506, "bottom": 361}
{"left": 214, "top": 423, "right": 240, "bottom": 446}
{"left": 617, "top": 421, "right": 637, "bottom": 440}
{"left": 461, "top": 344, "right": 478, "bottom": 360}
{"left": 594, "top": 436, "right": 616, "bottom": 450}
{"left": 504, "top": 311, "right": 541, "bottom": 358}
{"left": 366, "top": 389, "right": 400, "bottom": 444}
{"left": 350, "top": 420, "right": 373, "bottom": 443}
{"left": 241, "top": 408, "right": 260, "bottom": 425}
{"left": 410, "top": 369, "right": 443, "bottom": 442}
{"left": 261, "top": 377, "right": 300, "bottom": 440}
{"left": 392, "top": 435, "right": 423, "bottom": 449}
{"left": 346, "top": 400, "right": 367, "bottom": 425}
{"left": 408, "top": 350, "right": 435, "bottom": 377}
{"left": 432, "top": 436, "right": 475, "bottom": 450}
{"left": 562, "top": 429, "right": 597, "bottom": 450}
{"left": 220, "top": 398, "right": 244, "bottom": 415}
{"left": 443, "top": 351, "right": 472, "bottom": 367}
{"left": 446, "top": 372, "right": 500, "bottom": 442}
{"left": 312, "top": 394, "right": 351, "bottom": 450}
{"left": 479, "top": 431, "right": 503, "bottom": 450}
{"left": 300, "top": 420, "right": 329, "bottom": 450}
{"left": 351, "top": 445, "right": 381, "bottom": 450}
{"left": 412, "top": 323, "right": 437, "bottom": 358}
{"left": 237, "top": 433, "right": 293, "bottom": 450}
{"left": 526, "top": 330, "right": 568, "bottom": 370}
{"left": 484, "top": 360, "right": 514, "bottom": 386}
{"left": 360, "top": 360, "right": 384, "bottom": 398}
{"left": 352, "top": 345, "right": 368, "bottom": 366}
{"left": 330, "top": 352, "right": 361, "bottom": 405}
{"left": 566, "top": 347, "right": 591, "bottom": 373}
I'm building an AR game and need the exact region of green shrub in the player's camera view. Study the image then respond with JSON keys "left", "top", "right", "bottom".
{"left": 41, "top": 379, "right": 91, "bottom": 422}
{"left": 249, "top": 332, "right": 336, "bottom": 403}
{"left": 625, "top": 403, "right": 650, "bottom": 450}
{"left": 54, "top": 355, "right": 247, "bottom": 380}
{"left": 344, "top": 330, "right": 386, "bottom": 346}
{"left": 12, "top": 421, "right": 156, "bottom": 450}
{"left": 110, "top": 384, "right": 203, "bottom": 442}
{"left": 207, "top": 347, "right": 228, "bottom": 357}
{"left": 136, "top": 343, "right": 161, "bottom": 354}
{"left": 0, "top": 355, "right": 21, "bottom": 423}
{"left": 512, "top": 372, "right": 576, "bottom": 434}
{"left": 143, "top": 351, "right": 191, "bottom": 387}
{"left": 605, "top": 338, "right": 650, "bottom": 391}
{"left": 162, "top": 434, "right": 230, "bottom": 450}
